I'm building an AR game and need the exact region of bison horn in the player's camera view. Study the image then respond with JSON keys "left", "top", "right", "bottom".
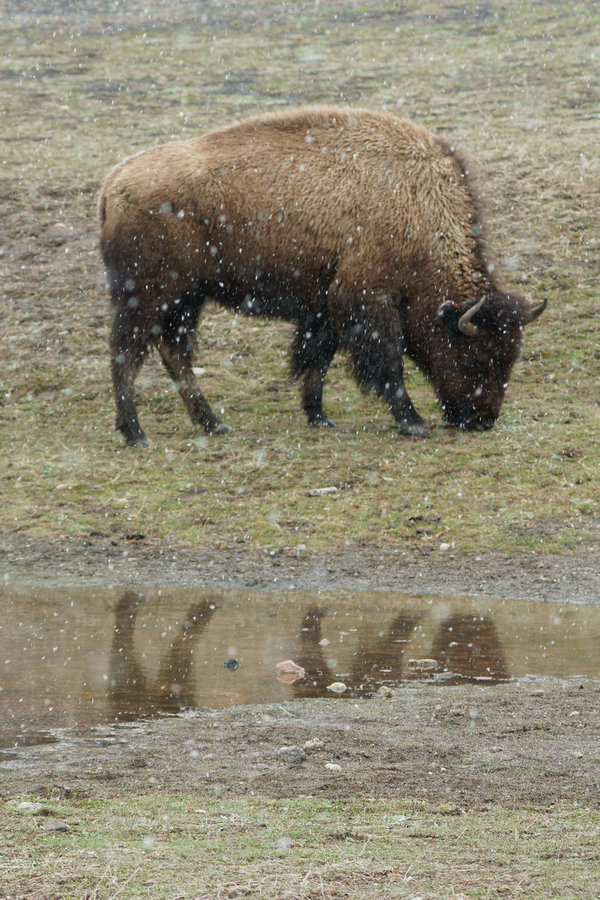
{"left": 523, "top": 297, "right": 547, "bottom": 325}
{"left": 457, "top": 296, "right": 486, "bottom": 337}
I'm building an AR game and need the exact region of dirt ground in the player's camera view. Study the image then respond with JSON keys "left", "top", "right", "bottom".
{"left": 2, "top": 667, "right": 599, "bottom": 812}
{"left": 1, "top": 531, "right": 599, "bottom": 605}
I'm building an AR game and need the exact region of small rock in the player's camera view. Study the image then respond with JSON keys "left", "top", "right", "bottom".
{"left": 318, "top": 638, "right": 331, "bottom": 647}
{"left": 303, "top": 738, "right": 324, "bottom": 751}
{"left": 43, "top": 819, "right": 70, "bottom": 832}
{"left": 407, "top": 658, "right": 439, "bottom": 672}
{"left": 324, "top": 762, "right": 342, "bottom": 772}
{"left": 376, "top": 685, "right": 393, "bottom": 698}
{"left": 18, "top": 802, "right": 45, "bottom": 814}
{"left": 276, "top": 659, "right": 306, "bottom": 684}
{"left": 308, "top": 486, "right": 338, "bottom": 496}
{"left": 439, "top": 542, "right": 451, "bottom": 551}
{"left": 326, "top": 681, "right": 347, "bottom": 693}
{"left": 223, "top": 658, "right": 240, "bottom": 670}
{"left": 277, "top": 745, "right": 306, "bottom": 764}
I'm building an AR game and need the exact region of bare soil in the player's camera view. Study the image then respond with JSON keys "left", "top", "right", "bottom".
{"left": 1, "top": 531, "right": 599, "bottom": 605}
{"left": 3, "top": 674, "right": 599, "bottom": 813}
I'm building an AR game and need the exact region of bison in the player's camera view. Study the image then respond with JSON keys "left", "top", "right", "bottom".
{"left": 99, "top": 106, "right": 546, "bottom": 446}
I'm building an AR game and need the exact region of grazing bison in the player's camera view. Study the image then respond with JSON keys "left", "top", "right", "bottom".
{"left": 99, "top": 106, "right": 545, "bottom": 446}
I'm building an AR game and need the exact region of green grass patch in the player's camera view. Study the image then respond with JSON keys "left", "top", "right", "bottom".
{"left": 3, "top": 794, "right": 599, "bottom": 899}
{"left": 1, "top": 0, "right": 599, "bottom": 557}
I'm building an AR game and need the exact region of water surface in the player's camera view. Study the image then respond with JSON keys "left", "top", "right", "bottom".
{"left": 1, "top": 585, "right": 598, "bottom": 748}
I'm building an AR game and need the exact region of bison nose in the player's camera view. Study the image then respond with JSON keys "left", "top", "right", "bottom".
{"left": 475, "top": 416, "right": 495, "bottom": 431}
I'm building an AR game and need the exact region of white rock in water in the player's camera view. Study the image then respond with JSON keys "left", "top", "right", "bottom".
{"left": 407, "top": 658, "right": 439, "bottom": 672}
{"left": 326, "top": 681, "right": 347, "bottom": 693}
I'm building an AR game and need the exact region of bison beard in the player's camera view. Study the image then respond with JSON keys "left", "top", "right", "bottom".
{"left": 99, "top": 106, "right": 545, "bottom": 447}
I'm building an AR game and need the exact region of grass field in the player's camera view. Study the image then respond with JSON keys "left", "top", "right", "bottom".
{"left": 1, "top": 0, "right": 599, "bottom": 556}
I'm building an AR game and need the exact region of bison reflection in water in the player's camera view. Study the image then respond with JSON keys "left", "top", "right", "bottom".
{"left": 294, "top": 608, "right": 508, "bottom": 698}
{"left": 293, "top": 607, "right": 423, "bottom": 698}
{"left": 428, "top": 614, "right": 509, "bottom": 684}
{"left": 108, "top": 591, "right": 217, "bottom": 719}
{"left": 99, "top": 106, "right": 546, "bottom": 447}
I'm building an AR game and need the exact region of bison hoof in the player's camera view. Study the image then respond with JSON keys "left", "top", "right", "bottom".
{"left": 309, "top": 414, "right": 336, "bottom": 428}
{"left": 120, "top": 428, "right": 149, "bottom": 448}
{"left": 399, "top": 421, "right": 429, "bottom": 437}
{"left": 207, "top": 422, "right": 230, "bottom": 435}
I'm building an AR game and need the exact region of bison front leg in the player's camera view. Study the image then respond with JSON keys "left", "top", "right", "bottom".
{"left": 334, "top": 288, "right": 428, "bottom": 436}
{"left": 290, "top": 317, "right": 339, "bottom": 427}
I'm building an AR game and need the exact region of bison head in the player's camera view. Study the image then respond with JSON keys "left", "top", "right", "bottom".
{"left": 432, "top": 292, "right": 546, "bottom": 430}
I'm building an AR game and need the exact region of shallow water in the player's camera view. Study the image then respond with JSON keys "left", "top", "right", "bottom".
{"left": 1, "top": 585, "right": 598, "bottom": 748}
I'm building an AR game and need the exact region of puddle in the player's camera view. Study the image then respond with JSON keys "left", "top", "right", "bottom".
{"left": 1, "top": 585, "right": 599, "bottom": 748}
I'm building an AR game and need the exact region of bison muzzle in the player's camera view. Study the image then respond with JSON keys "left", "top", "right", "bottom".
{"left": 99, "top": 106, "right": 546, "bottom": 447}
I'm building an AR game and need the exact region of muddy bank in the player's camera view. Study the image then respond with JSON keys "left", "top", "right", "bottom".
{"left": 2, "top": 681, "right": 599, "bottom": 810}
{"left": 1, "top": 533, "right": 598, "bottom": 605}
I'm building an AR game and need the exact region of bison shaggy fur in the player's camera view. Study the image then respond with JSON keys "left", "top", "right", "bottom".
{"left": 99, "top": 106, "right": 545, "bottom": 446}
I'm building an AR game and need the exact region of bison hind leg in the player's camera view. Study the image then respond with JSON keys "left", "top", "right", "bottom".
{"left": 290, "top": 319, "right": 339, "bottom": 427}
{"left": 157, "top": 289, "right": 228, "bottom": 435}
{"left": 110, "top": 309, "right": 153, "bottom": 447}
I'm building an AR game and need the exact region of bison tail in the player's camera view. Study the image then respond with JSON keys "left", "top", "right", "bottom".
{"left": 98, "top": 189, "right": 107, "bottom": 227}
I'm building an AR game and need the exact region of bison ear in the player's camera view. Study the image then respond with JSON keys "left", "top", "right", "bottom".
{"left": 437, "top": 300, "right": 465, "bottom": 336}
{"left": 438, "top": 297, "right": 486, "bottom": 337}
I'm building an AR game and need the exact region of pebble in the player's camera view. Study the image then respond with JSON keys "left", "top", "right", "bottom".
{"left": 18, "top": 802, "right": 45, "bottom": 814}
{"left": 407, "top": 658, "right": 439, "bottom": 672}
{"left": 223, "top": 658, "right": 240, "bottom": 670}
{"left": 43, "top": 819, "right": 70, "bottom": 832}
{"left": 376, "top": 685, "right": 393, "bottom": 698}
{"left": 324, "top": 762, "right": 342, "bottom": 772}
{"left": 275, "top": 659, "right": 306, "bottom": 683}
{"left": 303, "top": 738, "right": 324, "bottom": 751}
{"left": 326, "top": 681, "right": 347, "bottom": 693}
{"left": 277, "top": 745, "right": 306, "bottom": 764}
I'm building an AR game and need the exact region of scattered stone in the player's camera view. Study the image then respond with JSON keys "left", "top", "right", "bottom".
{"left": 276, "top": 659, "right": 306, "bottom": 684}
{"left": 407, "top": 658, "right": 439, "bottom": 672}
{"left": 324, "top": 762, "right": 342, "bottom": 772}
{"left": 223, "top": 658, "right": 240, "bottom": 670}
{"left": 308, "top": 486, "right": 338, "bottom": 496}
{"left": 439, "top": 542, "right": 451, "bottom": 551}
{"left": 18, "top": 802, "right": 45, "bottom": 814}
{"left": 43, "top": 819, "right": 70, "bottom": 832}
{"left": 303, "top": 738, "right": 324, "bottom": 751}
{"left": 376, "top": 685, "right": 393, "bottom": 698}
{"left": 277, "top": 745, "right": 306, "bottom": 764}
{"left": 318, "top": 638, "right": 331, "bottom": 647}
{"left": 326, "top": 681, "right": 347, "bottom": 693}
